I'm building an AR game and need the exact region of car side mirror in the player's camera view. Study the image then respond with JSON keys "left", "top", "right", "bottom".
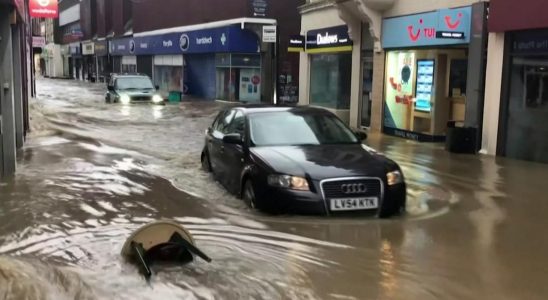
{"left": 223, "top": 133, "right": 243, "bottom": 145}
{"left": 355, "top": 130, "right": 368, "bottom": 141}
{"left": 107, "top": 85, "right": 114, "bottom": 91}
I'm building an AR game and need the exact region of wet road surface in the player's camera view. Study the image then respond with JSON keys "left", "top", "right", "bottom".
{"left": 0, "top": 78, "right": 547, "bottom": 299}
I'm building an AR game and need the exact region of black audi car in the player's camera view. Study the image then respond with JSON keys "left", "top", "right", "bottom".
{"left": 201, "top": 106, "right": 406, "bottom": 217}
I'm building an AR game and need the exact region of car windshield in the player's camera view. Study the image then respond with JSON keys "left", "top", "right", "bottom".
{"left": 115, "top": 77, "right": 154, "bottom": 90}
{"left": 249, "top": 111, "right": 359, "bottom": 146}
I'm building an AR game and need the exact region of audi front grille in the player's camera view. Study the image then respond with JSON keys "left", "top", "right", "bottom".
{"left": 321, "top": 178, "right": 382, "bottom": 199}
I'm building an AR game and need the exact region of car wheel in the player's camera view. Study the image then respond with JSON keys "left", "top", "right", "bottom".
{"left": 242, "top": 180, "right": 257, "bottom": 209}
{"left": 201, "top": 151, "right": 212, "bottom": 172}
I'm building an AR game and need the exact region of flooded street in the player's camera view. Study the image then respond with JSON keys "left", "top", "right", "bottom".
{"left": 1, "top": 78, "right": 547, "bottom": 299}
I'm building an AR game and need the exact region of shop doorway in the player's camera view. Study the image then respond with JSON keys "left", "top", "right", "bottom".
{"left": 501, "top": 55, "right": 548, "bottom": 163}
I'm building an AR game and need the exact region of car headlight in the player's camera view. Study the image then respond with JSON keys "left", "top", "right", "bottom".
{"left": 120, "top": 94, "right": 131, "bottom": 105}
{"left": 387, "top": 170, "right": 403, "bottom": 186}
{"left": 267, "top": 175, "right": 310, "bottom": 191}
{"left": 152, "top": 94, "right": 163, "bottom": 104}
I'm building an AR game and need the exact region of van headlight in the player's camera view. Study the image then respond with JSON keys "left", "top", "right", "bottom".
{"left": 120, "top": 94, "right": 131, "bottom": 105}
{"left": 268, "top": 175, "right": 310, "bottom": 191}
{"left": 387, "top": 170, "right": 403, "bottom": 186}
{"left": 152, "top": 95, "right": 163, "bottom": 104}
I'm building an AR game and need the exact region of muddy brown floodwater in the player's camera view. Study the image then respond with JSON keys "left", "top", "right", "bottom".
{"left": 0, "top": 78, "right": 547, "bottom": 299}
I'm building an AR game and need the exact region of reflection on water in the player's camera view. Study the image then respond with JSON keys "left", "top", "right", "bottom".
{"left": 121, "top": 105, "right": 131, "bottom": 117}
{"left": 152, "top": 106, "right": 164, "bottom": 119}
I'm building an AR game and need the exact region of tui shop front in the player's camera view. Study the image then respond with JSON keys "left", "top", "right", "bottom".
{"left": 381, "top": 4, "right": 488, "bottom": 143}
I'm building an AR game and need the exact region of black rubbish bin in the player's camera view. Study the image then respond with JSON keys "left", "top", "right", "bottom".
{"left": 445, "top": 121, "right": 478, "bottom": 154}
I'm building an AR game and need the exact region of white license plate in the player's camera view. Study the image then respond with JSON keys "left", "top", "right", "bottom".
{"left": 330, "top": 197, "right": 379, "bottom": 211}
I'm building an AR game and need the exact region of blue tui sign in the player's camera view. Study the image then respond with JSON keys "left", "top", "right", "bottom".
{"left": 382, "top": 6, "right": 472, "bottom": 48}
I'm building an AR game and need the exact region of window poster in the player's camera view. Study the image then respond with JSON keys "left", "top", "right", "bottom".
{"left": 415, "top": 60, "right": 435, "bottom": 112}
{"left": 384, "top": 51, "right": 416, "bottom": 130}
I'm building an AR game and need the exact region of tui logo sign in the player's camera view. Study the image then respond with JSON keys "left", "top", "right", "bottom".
{"left": 445, "top": 12, "right": 463, "bottom": 30}
{"left": 30, "top": 0, "right": 58, "bottom": 18}
{"left": 382, "top": 7, "right": 471, "bottom": 48}
{"left": 406, "top": 19, "right": 436, "bottom": 42}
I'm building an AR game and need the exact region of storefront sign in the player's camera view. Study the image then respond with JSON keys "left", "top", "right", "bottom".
{"left": 113, "top": 25, "right": 259, "bottom": 56}
{"left": 262, "top": 26, "right": 277, "bottom": 43}
{"left": 250, "top": 0, "right": 268, "bottom": 17}
{"left": 109, "top": 37, "right": 132, "bottom": 56}
{"left": 94, "top": 40, "right": 108, "bottom": 56}
{"left": 382, "top": 6, "right": 472, "bottom": 48}
{"left": 511, "top": 30, "right": 548, "bottom": 54}
{"left": 306, "top": 26, "right": 353, "bottom": 53}
{"left": 29, "top": 0, "right": 59, "bottom": 18}
{"left": 32, "top": 36, "right": 46, "bottom": 48}
{"left": 288, "top": 35, "right": 305, "bottom": 52}
{"left": 82, "top": 42, "right": 94, "bottom": 55}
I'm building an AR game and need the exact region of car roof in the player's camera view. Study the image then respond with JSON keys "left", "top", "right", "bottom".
{"left": 112, "top": 73, "right": 150, "bottom": 78}
{"left": 230, "top": 105, "right": 333, "bottom": 115}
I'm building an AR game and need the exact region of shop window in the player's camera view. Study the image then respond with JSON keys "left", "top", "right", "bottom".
{"left": 383, "top": 51, "right": 416, "bottom": 131}
{"left": 449, "top": 59, "right": 468, "bottom": 97}
{"left": 215, "top": 54, "right": 262, "bottom": 102}
{"left": 504, "top": 56, "right": 548, "bottom": 163}
{"left": 154, "top": 65, "right": 183, "bottom": 97}
{"left": 121, "top": 64, "right": 136, "bottom": 73}
{"left": 153, "top": 55, "right": 183, "bottom": 97}
{"left": 309, "top": 53, "right": 351, "bottom": 110}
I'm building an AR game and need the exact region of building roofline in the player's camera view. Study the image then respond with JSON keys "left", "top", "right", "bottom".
{"left": 299, "top": 0, "right": 335, "bottom": 15}
{"left": 134, "top": 17, "right": 277, "bottom": 37}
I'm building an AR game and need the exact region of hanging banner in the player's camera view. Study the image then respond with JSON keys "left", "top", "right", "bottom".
{"left": 29, "top": 0, "right": 59, "bottom": 19}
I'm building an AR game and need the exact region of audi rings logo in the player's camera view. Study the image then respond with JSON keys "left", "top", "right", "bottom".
{"left": 38, "top": 0, "right": 50, "bottom": 6}
{"left": 341, "top": 183, "right": 367, "bottom": 194}
{"left": 179, "top": 34, "right": 190, "bottom": 51}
